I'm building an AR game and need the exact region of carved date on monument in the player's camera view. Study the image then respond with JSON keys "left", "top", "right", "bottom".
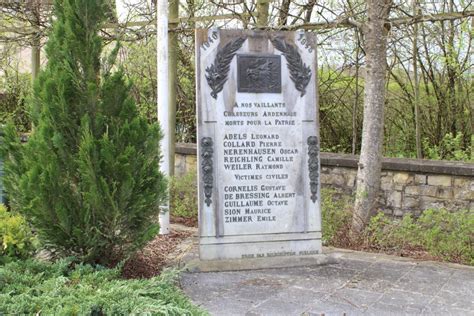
{"left": 237, "top": 55, "right": 282, "bottom": 93}
{"left": 201, "top": 137, "right": 214, "bottom": 206}
{"left": 307, "top": 136, "right": 319, "bottom": 203}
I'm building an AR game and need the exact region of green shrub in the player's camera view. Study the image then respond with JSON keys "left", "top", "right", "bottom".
{"left": 321, "top": 189, "right": 352, "bottom": 246}
{"left": 170, "top": 170, "right": 198, "bottom": 219}
{"left": 321, "top": 189, "right": 473, "bottom": 265}
{"left": 0, "top": 205, "right": 37, "bottom": 264}
{"left": 417, "top": 209, "right": 473, "bottom": 264}
{"left": 364, "top": 209, "right": 474, "bottom": 265}
{"left": 0, "top": 0, "right": 167, "bottom": 265}
{"left": 0, "top": 258, "right": 206, "bottom": 315}
{"left": 364, "top": 212, "right": 421, "bottom": 251}
{"left": 423, "top": 133, "right": 472, "bottom": 162}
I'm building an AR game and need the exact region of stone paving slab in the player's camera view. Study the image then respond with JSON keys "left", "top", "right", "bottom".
{"left": 180, "top": 248, "right": 474, "bottom": 315}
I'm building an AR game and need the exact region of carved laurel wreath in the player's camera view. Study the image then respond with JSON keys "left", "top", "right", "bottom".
{"left": 205, "top": 35, "right": 311, "bottom": 98}
{"left": 205, "top": 37, "right": 246, "bottom": 99}
{"left": 270, "top": 37, "right": 312, "bottom": 97}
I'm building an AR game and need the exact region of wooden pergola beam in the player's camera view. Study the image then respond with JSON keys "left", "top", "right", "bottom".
{"left": 0, "top": 0, "right": 53, "bottom": 4}
{"left": 103, "top": 13, "right": 252, "bottom": 29}
{"left": 3, "top": 2, "right": 471, "bottom": 34}
{"left": 102, "top": 9, "right": 474, "bottom": 31}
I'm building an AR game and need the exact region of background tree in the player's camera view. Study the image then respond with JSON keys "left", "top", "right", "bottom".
{"left": 1, "top": 0, "right": 166, "bottom": 265}
{"left": 352, "top": 0, "right": 393, "bottom": 232}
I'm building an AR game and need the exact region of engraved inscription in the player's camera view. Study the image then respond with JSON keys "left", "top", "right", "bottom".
{"left": 297, "top": 33, "right": 314, "bottom": 53}
{"left": 237, "top": 55, "right": 282, "bottom": 94}
{"left": 241, "top": 250, "right": 319, "bottom": 259}
{"left": 220, "top": 101, "right": 301, "bottom": 231}
{"left": 200, "top": 31, "right": 218, "bottom": 51}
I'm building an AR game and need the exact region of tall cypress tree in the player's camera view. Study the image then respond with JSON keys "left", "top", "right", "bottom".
{"left": 1, "top": 0, "right": 166, "bottom": 265}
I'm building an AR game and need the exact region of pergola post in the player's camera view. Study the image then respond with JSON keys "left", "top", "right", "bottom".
{"left": 257, "top": 0, "right": 270, "bottom": 27}
{"left": 31, "top": 37, "right": 40, "bottom": 81}
{"left": 168, "top": 0, "right": 178, "bottom": 176}
{"left": 157, "top": 0, "right": 170, "bottom": 234}
{"left": 29, "top": 1, "right": 42, "bottom": 82}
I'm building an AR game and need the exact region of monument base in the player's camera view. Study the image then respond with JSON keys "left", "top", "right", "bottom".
{"left": 185, "top": 253, "right": 335, "bottom": 272}
{"left": 199, "top": 232, "right": 323, "bottom": 263}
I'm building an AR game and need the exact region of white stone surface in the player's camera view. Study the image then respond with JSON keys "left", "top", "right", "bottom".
{"left": 196, "top": 29, "right": 321, "bottom": 261}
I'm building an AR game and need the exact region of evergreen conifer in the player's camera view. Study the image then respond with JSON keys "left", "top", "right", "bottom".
{"left": 1, "top": 0, "right": 166, "bottom": 265}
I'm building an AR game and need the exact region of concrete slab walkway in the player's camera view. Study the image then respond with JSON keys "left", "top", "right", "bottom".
{"left": 180, "top": 248, "right": 474, "bottom": 315}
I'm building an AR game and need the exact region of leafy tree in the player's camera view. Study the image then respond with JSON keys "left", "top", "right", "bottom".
{"left": 353, "top": 0, "right": 393, "bottom": 232}
{"left": 0, "top": 72, "right": 31, "bottom": 132}
{"left": 0, "top": 0, "right": 166, "bottom": 265}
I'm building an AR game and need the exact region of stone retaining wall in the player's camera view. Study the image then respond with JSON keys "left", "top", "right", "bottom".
{"left": 319, "top": 153, "right": 473, "bottom": 215}
{"left": 175, "top": 143, "right": 473, "bottom": 216}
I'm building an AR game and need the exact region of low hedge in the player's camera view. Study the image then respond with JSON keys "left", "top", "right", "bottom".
{"left": 0, "top": 258, "right": 206, "bottom": 315}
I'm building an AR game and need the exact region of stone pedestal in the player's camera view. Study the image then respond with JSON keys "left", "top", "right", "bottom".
{"left": 196, "top": 29, "right": 321, "bottom": 262}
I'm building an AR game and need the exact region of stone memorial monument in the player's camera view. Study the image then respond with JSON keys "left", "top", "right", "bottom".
{"left": 196, "top": 29, "right": 321, "bottom": 263}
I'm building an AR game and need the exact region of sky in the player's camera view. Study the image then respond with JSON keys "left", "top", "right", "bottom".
{"left": 115, "top": 0, "right": 150, "bottom": 23}
{"left": 115, "top": 0, "right": 130, "bottom": 22}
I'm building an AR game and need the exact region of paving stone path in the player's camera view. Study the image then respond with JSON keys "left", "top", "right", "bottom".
{"left": 181, "top": 249, "right": 474, "bottom": 315}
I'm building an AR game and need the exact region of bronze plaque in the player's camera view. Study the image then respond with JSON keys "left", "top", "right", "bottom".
{"left": 237, "top": 54, "right": 281, "bottom": 93}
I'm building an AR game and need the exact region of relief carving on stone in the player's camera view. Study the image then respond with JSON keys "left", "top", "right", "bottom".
{"left": 307, "top": 136, "right": 319, "bottom": 203}
{"left": 200, "top": 137, "right": 214, "bottom": 206}
{"left": 205, "top": 37, "right": 246, "bottom": 99}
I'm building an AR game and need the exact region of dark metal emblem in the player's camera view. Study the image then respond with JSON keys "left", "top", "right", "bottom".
{"left": 307, "top": 136, "right": 319, "bottom": 203}
{"left": 206, "top": 37, "right": 246, "bottom": 99}
{"left": 201, "top": 137, "right": 214, "bottom": 206}
{"left": 237, "top": 55, "right": 282, "bottom": 93}
{"left": 271, "top": 37, "right": 311, "bottom": 97}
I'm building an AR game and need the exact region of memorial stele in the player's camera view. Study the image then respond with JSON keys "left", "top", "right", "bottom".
{"left": 196, "top": 29, "right": 321, "bottom": 262}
